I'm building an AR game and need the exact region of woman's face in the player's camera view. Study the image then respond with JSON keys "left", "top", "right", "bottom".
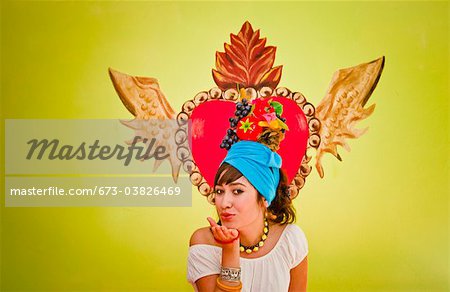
{"left": 214, "top": 175, "right": 264, "bottom": 230}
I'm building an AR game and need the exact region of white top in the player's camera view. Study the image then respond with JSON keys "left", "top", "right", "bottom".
{"left": 187, "top": 224, "right": 308, "bottom": 292}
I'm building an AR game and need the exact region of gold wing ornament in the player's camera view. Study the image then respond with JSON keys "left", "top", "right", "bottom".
{"left": 108, "top": 68, "right": 182, "bottom": 182}
{"left": 314, "top": 56, "right": 385, "bottom": 178}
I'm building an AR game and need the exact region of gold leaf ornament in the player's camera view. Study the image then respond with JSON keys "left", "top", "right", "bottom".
{"left": 212, "top": 21, "right": 282, "bottom": 90}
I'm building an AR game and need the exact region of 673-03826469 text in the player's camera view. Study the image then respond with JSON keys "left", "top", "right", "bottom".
{"left": 9, "top": 186, "right": 182, "bottom": 196}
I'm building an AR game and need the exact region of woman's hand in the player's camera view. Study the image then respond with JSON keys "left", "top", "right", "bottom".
{"left": 207, "top": 217, "right": 239, "bottom": 245}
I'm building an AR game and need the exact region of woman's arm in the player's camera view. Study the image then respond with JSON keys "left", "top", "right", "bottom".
{"left": 196, "top": 274, "right": 219, "bottom": 291}
{"left": 288, "top": 256, "right": 308, "bottom": 292}
{"left": 191, "top": 219, "right": 241, "bottom": 292}
{"left": 195, "top": 241, "right": 240, "bottom": 292}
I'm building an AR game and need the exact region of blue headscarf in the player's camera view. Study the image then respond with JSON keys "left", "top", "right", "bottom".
{"left": 220, "top": 140, "right": 282, "bottom": 205}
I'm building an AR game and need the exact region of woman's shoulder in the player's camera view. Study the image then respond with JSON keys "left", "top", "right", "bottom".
{"left": 189, "top": 227, "right": 219, "bottom": 247}
{"left": 187, "top": 228, "right": 222, "bottom": 284}
{"left": 268, "top": 223, "right": 306, "bottom": 246}
{"left": 286, "top": 223, "right": 306, "bottom": 234}
{"left": 282, "top": 223, "right": 307, "bottom": 243}
{"left": 264, "top": 223, "right": 307, "bottom": 257}
{"left": 268, "top": 222, "right": 306, "bottom": 240}
{"left": 280, "top": 223, "right": 308, "bottom": 264}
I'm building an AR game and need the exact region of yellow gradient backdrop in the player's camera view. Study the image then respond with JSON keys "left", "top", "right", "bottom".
{"left": 1, "top": 1, "right": 448, "bottom": 291}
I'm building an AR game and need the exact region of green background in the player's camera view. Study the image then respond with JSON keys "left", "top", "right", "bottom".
{"left": 1, "top": 1, "right": 448, "bottom": 291}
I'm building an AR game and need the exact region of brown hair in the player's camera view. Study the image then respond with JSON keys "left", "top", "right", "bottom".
{"left": 213, "top": 162, "right": 296, "bottom": 225}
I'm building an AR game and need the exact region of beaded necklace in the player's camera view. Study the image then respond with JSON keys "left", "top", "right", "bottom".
{"left": 239, "top": 217, "right": 269, "bottom": 254}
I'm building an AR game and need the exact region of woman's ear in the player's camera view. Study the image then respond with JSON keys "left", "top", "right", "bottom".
{"left": 263, "top": 200, "right": 269, "bottom": 208}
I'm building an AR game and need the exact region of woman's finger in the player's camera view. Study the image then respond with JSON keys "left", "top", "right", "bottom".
{"left": 229, "top": 229, "right": 239, "bottom": 238}
{"left": 210, "top": 226, "right": 219, "bottom": 238}
{"left": 215, "top": 226, "right": 227, "bottom": 240}
{"left": 207, "top": 217, "right": 219, "bottom": 227}
{"left": 221, "top": 226, "right": 232, "bottom": 239}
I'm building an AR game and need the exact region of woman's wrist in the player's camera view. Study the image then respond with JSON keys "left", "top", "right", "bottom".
{"left": 221, "top": 239, "right": 240, "bottom": 269}
{"left": 216, "top": 266, "right": 242, "bottom": 291}
{"left": 221, "top": 238, "right": 240, "bottom": 252}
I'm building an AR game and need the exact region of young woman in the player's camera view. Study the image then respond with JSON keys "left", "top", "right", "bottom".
{"left": 187, "top": 140, "right": 308, "bottom": 292}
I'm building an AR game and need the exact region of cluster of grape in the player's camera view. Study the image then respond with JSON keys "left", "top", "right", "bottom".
{"left": 219, "top": 129, "right": 239, "bottom": 150}
{"left": 220, "top": 99, "right": 252, "bottom": 150}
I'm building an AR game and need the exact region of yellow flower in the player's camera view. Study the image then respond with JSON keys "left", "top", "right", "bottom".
{"left": 239, "top": 118, "right": 254, "bottom": 133}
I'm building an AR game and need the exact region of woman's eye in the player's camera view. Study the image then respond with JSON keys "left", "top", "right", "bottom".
{"left": 215, "top": 189, "right": 223, "bottom": 195}
{"left": 233, "top": 189, "right": 243, "bottom": 195}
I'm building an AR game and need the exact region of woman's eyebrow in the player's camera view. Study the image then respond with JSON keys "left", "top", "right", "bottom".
{"left": 228, "top": 182, "right": 246, "bottom": 187}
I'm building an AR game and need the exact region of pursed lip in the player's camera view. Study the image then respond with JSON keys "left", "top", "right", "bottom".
{"left": 220, "top": 212, "right": 235, "bottom": 221}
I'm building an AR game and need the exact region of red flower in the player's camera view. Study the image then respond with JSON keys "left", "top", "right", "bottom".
{"left": 236, "top": 116, "right": 263, "bottom": 141}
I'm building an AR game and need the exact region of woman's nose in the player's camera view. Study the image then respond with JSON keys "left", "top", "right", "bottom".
{"left": 219, "top": 192, "right": 233, "bottom": 208}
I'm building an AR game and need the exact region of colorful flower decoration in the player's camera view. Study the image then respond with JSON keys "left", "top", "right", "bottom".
{"left": 220, "top": 97, "right": 290, "bottom": 151}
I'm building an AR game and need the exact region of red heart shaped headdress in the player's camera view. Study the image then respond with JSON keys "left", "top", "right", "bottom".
{"left": 177, "top": 84, "right": 320, "bottom": 200}
{"left": 188, "top": 94, "right": 310, "bottom": 190}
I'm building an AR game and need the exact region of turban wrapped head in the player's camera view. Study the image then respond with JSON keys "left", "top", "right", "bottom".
{"left": 220, "top": 140, "right": 282, "bottom": 206}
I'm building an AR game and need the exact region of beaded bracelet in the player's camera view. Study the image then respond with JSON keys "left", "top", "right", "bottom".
{"left": 220, "top": 266, "right": 241, "bottom": 282}
{"left": 216, "top": 277, "right": 242, "bottom": 291}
